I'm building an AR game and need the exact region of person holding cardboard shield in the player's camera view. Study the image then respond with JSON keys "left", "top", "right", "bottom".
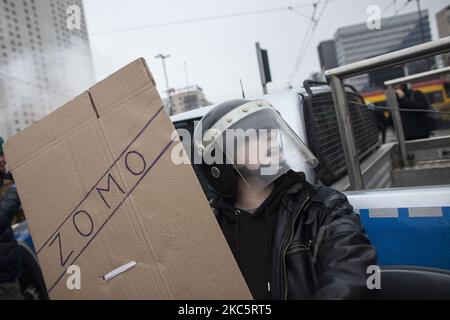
{"left": 0, "top": 136, "right": 12, "bottom": 190}
{"left": 194, "top": 100, "right": 377, "bottom": 300}
{"left": 0, "top": 137, "right": 23, "bottom": 300}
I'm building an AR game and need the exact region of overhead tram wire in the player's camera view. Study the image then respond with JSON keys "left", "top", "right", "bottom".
{"left": 86, "top": 0, "right": 343, "bottom": 102}
{"left": 290, "top": 0, "right": 330, "bottom": 86}
{"left": 287, "top": 6, "right": 312, "bottom": 20}
{"left": 286, "top": 1, "right": 319, "bottom": 88}
{"left": 0, "top": 72, "right": 72, "bottom": 99}
{"left": 287, "top": 0, "right": 330, "bottom": 89}
{"left": 394, "top": 0, "right": 412, "bottom": 16}
{"left": 89, "top": 0, "right": 346, "bottom": 36}
{"left": 382, "top": 0, "right": 397, "bottom": 16}
{"left": 90, "top": 3, "right": 323, "bottom": 36}
{"left": 287, "top": 0, "right": 410, "bottom": 89}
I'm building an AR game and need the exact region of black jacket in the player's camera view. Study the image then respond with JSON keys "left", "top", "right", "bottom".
{"left": 0, "top": 171, "right": 13, "bottom": 189}
{"left": 211, "top": 172, "right": 377, "bottom": 300}
{"left": 212, "top": 173, "right": 295, "bottom": 299}
{"left": 0, "top": 186, "right": 21, "bottom": 283}
{"left": 398, "top": 90, "right": 431, "bottom": 140}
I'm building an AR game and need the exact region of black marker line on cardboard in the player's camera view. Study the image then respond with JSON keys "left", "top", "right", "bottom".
{"left": 37, "top": 105, "right": 164, "bottom": 254}
{"left": 48, "top": 233, "right": 74, "bottom": 268}
{"left": 47, "top": 139, "right": 175, "bottom": 293}
{"left": 96, "top": 173, "right": 126, "bottom": 209}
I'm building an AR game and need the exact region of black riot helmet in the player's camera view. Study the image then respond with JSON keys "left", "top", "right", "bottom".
{"left": 193, "top": 99, "right": 318, "bottom": 198}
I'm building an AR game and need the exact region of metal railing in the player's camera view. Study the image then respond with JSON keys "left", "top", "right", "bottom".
{"left": 385, "top": 66, "right": 450, "bottom": 167}
{"left": 325, "top": 36, "right": 450, "bottom": 190}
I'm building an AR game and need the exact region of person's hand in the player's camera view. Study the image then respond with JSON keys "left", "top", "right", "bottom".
{"left": 396, "top": 89, "right": 405, "bottom": 98}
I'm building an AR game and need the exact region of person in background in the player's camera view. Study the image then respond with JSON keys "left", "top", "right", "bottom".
{"left": 370, "top": 107, "right": 390, "bottom": 144}
{"left": 0, "top": 136, "right": 9, "bottom": 189}
{"left": 194, "top": 99, "right": 377, "bottom": 300}
{"left": 0, "top": 136, "right": 23, "bottom": 300}
{"left": 395, "top": 84, "right": 432, "bottom": 140}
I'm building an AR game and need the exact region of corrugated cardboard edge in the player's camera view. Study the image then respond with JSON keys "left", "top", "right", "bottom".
{"left": 4, "top": 58, "right": 153, "bottom": 171}
{"left": 4, "top": 58, "right": 252, "bottom": 299}
{"left": 4, "top": 91, "right": 96, "bottom": 172}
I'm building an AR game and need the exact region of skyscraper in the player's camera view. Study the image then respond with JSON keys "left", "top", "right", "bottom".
{"left": 334, "top": 10, "right": 433, "bottom": 91}
{"left": 167, "top": 85, "right": 211, "bottom": 115}
{"left": 0, "top": 0, "right": 95, "bottom": 138}
{"left": 317, "top": 40, "right": 338, "bottom": 71}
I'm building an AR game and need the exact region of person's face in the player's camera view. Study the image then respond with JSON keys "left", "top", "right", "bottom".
{"left": 0, "top": 154, "right": 6, "bottom": 174}
{"left": 234, "top": 129, "right": 281, "bottom": 172}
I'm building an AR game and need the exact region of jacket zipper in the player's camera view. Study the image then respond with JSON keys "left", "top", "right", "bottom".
{"left": 286, "top": 241, "right": 312, "bottom": 255}
{"left": 281, "top": 195, "right": 310, "bottom": 300}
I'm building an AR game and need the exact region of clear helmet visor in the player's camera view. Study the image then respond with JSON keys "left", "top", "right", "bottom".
{"left": 195, "top": 100, "right": 318, "bottom": 190}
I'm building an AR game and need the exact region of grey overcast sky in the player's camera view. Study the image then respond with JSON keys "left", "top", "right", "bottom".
{"left": 83, "top": 0, "right": 448, "bottom": 103}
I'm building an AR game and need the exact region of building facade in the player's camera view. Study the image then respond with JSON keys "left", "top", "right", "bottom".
{"left": 436, "top": 5, "right": 450, "bottom": 67}
{"left": 0, "top": 0, "right": 95, "bottom": 138}
{"left": 167, "top": 85, "right": 211, "bottom": 115}
{"left": 317, "top": 39, "right": 338, "bottom": 71}
{"left": 334, "top": 10, "right": 433, "bottom": 91}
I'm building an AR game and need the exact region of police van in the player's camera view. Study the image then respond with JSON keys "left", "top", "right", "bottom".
{"left": 171, "top": 73, "right": 450, "bottom": 299}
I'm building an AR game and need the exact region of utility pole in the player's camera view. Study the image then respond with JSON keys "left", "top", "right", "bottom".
{"left": 184, "top": 61, "right": 189, "bottom": 89}
{"left": 155, "top": 54, "right": 171, "bottom": 96}
{"left": 239, "top": 79, "right": 245, "bottom": 98}
{"left": 155, "top": 54, "right": 172, "bottom": 114}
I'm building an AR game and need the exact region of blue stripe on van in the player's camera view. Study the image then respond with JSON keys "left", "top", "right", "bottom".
{"left": 359, "top": 207, "right": 450, "bottom": 270}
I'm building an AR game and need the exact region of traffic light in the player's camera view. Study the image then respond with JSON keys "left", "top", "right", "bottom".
{"left": 256, "top": 42, "right": 272, "bottom": 94}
